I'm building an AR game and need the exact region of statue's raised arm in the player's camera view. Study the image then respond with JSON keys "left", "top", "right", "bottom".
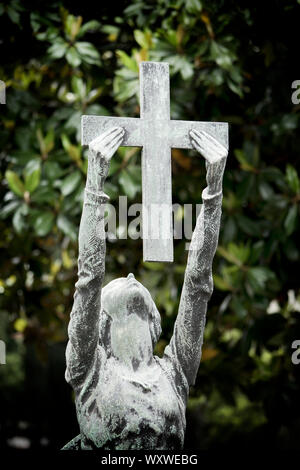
{"left": 163, "top": 129, "right": 228, "bottom": 386}
{"left": 65, "top": 127, "right": 124, "bottom": 392}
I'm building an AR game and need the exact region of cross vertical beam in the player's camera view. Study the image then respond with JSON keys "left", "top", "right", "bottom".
{"left": 140, "top": 62, "right": 173, "bottom": 262}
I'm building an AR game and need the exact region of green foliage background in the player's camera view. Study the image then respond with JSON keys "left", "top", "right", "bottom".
{"left": 0, "top": 0, "right": 300, "bottom": 449}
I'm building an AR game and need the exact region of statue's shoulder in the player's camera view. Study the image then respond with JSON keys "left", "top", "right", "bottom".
{"left": 154, "top": 351, "right": 189, "bottom": 396}
{"left": 62, "top": 434, "right": 97, "bottom": 450}
{"left": 61, "top": 434, "right": 82, "bottom": 450}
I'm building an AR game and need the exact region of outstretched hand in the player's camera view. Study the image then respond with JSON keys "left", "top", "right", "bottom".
{"left": 189, "top": 129, "right": 228, "bottom": 195}
{"left": 87, "top": 126, "right": 124, "bottom": 193}
{"left": 89, "top": 126, "right": 125, "bottom": 161}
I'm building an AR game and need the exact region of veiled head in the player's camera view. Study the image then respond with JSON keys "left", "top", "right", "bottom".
{"left": 99, "top": 274, "right": 161, "bottom": 360}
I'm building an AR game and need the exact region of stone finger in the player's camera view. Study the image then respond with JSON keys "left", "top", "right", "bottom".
{"left": 200, "top": 130, "right": 227, "bottom": 152}
{"left": 105, "top": 137, "right": 124, "bottom": 159}
{"left": 105, "top": 133, "right": 124, "bottom": 152}
{"left": 192, "top": 140, "right": 217, "bottom": 163}
{"left": 190, "top": 130, "right": 202, "bottom": 142}
{"left": 101, "top": 127, "right": 124, "bottom": 147}
{"left": 89, "top": 128, "right": 117, "bottom": 147}
{"left": 190, "top": 138, "right": 204, "bottom": 155}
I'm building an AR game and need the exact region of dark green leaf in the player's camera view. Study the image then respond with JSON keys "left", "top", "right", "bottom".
{"left": 286, "top": 165, "right": 300, "bottom": 194}
{"left": 33, "top": 211, "right": 55, "bottom": 236}
{"left": 31, "top": 186, "right": 58, "bottom": 205}
{"left": 44, "top": 161, "right": 65, "bottom": 181}
{"left": 0, "top": 200, "right": 21, "bottom": 219}
{"left": 12, "top": 205, "right": 27, "bottom": 234}
{"left": 66, "top": 47, "right": 81, "bottom": 67}
{"left": 186, "top": 0, "right": 202, "bottom": 14}
{"left": 57, "top": 214, "right": 77, "bottom": 241}
{"left": 5, "top": 170, "right": 25, "bottom": 197}
{"left": 24, "top": 159, "right": 41, "bottom": 193}
{"left": 61, "top": 171, "right": 82, "bottom": 196}
{"left": 77, "top": 20, "right": 101, "bottom": 37}
{"left": 247, "top": 267, "right": 275, "bottom": 291}
{"left": 284, "top": 204, "right": 298, "bottom": 236}
{"left": 116, "top": 50, "right": 138, "bottom": 72}
{"left": 7, "top": 6, "right": 20, "bottom": 24}
{"left": 76, "top": 42, "right": 101, "bottom": 65}
{"left": 237, "top": 215, "right": 261, "bottom": 237}
{"left": 48, "top": 40, "right": 67, "bottom": 59}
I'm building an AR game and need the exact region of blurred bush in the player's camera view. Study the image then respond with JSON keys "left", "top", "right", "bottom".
{"left": 0, "top": 0, "right": 300, "bottom": 450}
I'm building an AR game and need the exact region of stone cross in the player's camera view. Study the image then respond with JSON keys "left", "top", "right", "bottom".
{"left": 81, "top": 62, "right": 228, "bottom": 262}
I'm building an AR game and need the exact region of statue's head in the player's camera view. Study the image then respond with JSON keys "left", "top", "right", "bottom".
{"left": 99, "top": 274, "right": 161, "bottom": 367}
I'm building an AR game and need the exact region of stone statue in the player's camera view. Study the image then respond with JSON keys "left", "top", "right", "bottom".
{"left": 63, "top": 126, "right": 228, "bottom": 450}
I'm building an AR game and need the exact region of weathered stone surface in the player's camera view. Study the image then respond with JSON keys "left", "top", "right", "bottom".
{"left": 0, "top": 340, "right": 6, "bottom": 365}
{"left": 81, "top": 62, "right": 228, "bottom": 262}
{"left": 140, "top": 62, "right": 172, "bottom": 262}
{"left": 81, "top": 116, "right": 228, "bottom": 149}
{"left": 0, "top": 81, "right": 5, "bottom": 104}
{"left": 64, "top": 116, "right": 229, "bottom": 450}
